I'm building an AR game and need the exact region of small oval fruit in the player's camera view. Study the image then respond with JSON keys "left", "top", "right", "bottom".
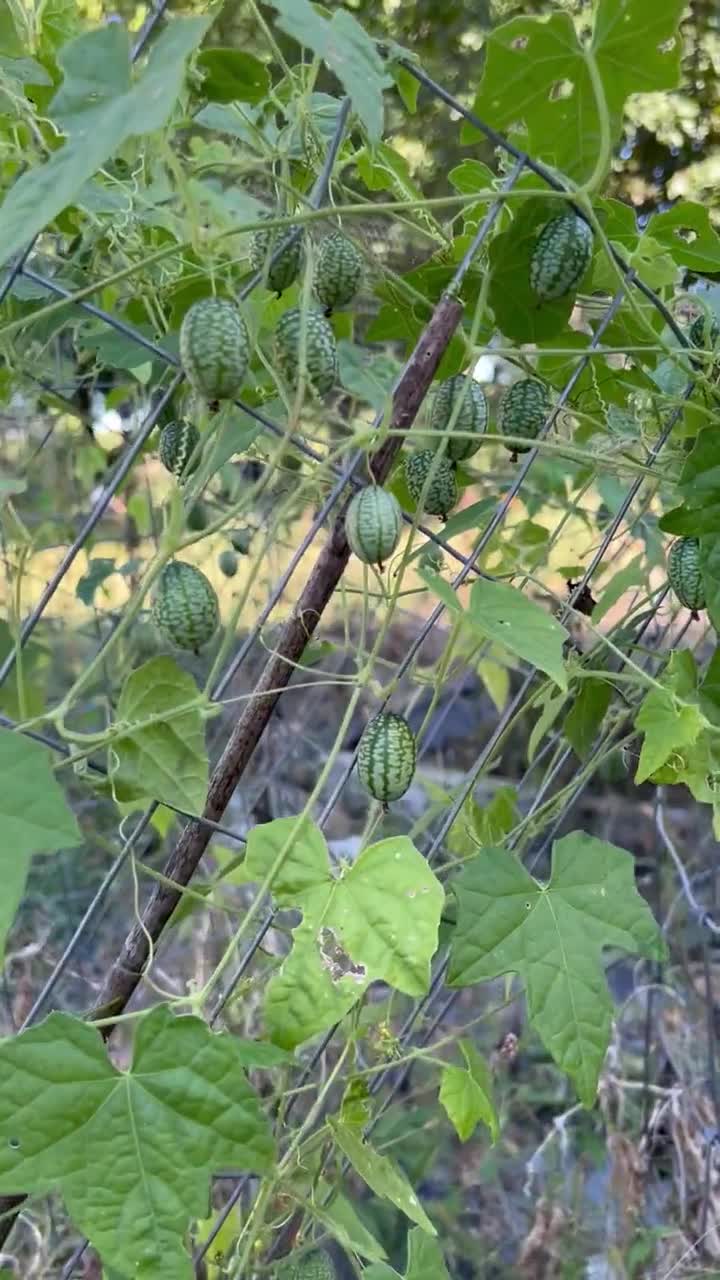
{"left": 498, "top": 378, "right": 551, "bottom": 459}
{"left": 151, "top": 560, "right": 219, "bottom": 651}
{"left": 180, "top": 297, "right": 250, "bottom": 402}
{"left": 357, "top": 711, "right": 416, "bottom": 804}
{"left": 404, "top": 449, "right": 458, "bottom": 520}
{"left": 345, "top": 486, "right": 402, "bottom": 568}
{"left": 229, "top": 527, "right": 253, "bottom": 555}
{"left": 274, "top": 306, "right": 337, "bottom": 395}
{"left": 276, "top": 1250, "right": 336, "bottom": 1280}
{"left": 158, "top": 420, "right": 201, "bottom": 480}
{"left": 667, "top": 537, "right": 705, "bottom": 617}
{"left": 250, "top": 212, "right": 303, "bottom": 295}
{"left": 430, "top": 375, "right": 488, "bottom": 461}
{"left": 313, "top": 231, "right": 363, "bottom": 312}
{"left": 186, "top": 500, "right": 209, "bottom": 532}
{"left": 529, "top": 212, "right": 593, "bottom": 301}
{"left": 218, "top": 549, "right": 239, "bottom": 578}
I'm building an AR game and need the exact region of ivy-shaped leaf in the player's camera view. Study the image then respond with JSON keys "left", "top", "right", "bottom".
{"left": 448, "top": 832, "right": 666, "bottom": 1105}
{"left": 464, "top": 0, "right": 684, "bottom": 185}
{"left": 109, "top": 657, "right": 209, "bottom": 814}
{"left": 0, "top": 728, "right": 82, "bottom": 964}
{"left": 439, "top": 1040, "right": 498, "bottom": 1143}
{"left": 0, "top": 1005, "right": 275, "bottom": 1279}
{"left": 244, "top": 817, "right": 443, "bottom": 1049}
{"left": 635, "top": 650, "right": 705, "bottom": 784}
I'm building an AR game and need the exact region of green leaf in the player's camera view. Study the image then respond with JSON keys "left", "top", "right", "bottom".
{"left": 0, "top": 16, "right": 210, "bottom": 272}
{"left": 448, "top": 833, "right": 666, "bottom": 1104}
{"left": 391, "top": 63, "right": 419, "bottom": 114}
{"left": 489, "top": 198, "right": 579, "bottom": 343}
{"left": 528, "top": 686, "right": 567, "bottom": 764}
{"left": 337, "top": 340, "right": 400, "bottom": 411}
{"left": 563, "top": 679, "right": 612, "bottom": 760}
{"left": 0, "top": 1005, "right": 274, "bottom": 1280}
{"left": 467, "top": 579, "right": 568, "bottom": 690}
{"left": 659, "top": 428, "right": 720, "bottom": 536}
{"left": 244, "top": 817, "right": 443, "bottom": 1048}
{"left": 439, "top": 1040, "right": 498, "bottom": 1143}
{"left": 76, "top": 557, "right": 116, "bottom": 606}
{"left": 405, "top": 1228, "right": 450, "bottom": 1280}
{"left": 701, "top": 533, "right": 720, "bottom": 634}
{"left": 110, "top": 657, "right": 209, "bottom": 814}
{"left": 464, "top": 0, "right": 684, "bottom": 185}
{"left": 330, "top": 1122, "right": 436, "bottom": 1235}
{"left": 197, "top": 48, "right": 269, "bottom": 104}
{"left": 267, "top": 0, "right": 390, "bottom": 141}
{"left": 646, "top": 204, "right": 720, "bottom": 273}
{"left": 635, "top": 652, "right": 704, "bottom": 784}
{"left": 0, "top": 728, "right": 82, "bottom": 964}
{"left": 314, "top": 1178, "right": 388, "bottom": 1262}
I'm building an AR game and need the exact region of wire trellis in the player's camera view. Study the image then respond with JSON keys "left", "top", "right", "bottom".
{"left": 0, "top": 9, "right": 716, "bottom": 1277}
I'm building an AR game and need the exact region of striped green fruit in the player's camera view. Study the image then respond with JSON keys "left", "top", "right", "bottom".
{"left": 274, "top": 306, "right": 337, "bottom": 395}
{"left": 404, "top": 449, "right": 458, "bottom": 520}
{"left": 430, "top": 375, "right": 488, "bottom": 461}
{"left": 345, "top": 486, "right": 402, "bottom": 568}
{"left": 218, "top": 549, "right": 238, "bottom": 578}
{"left": 151, "top": 560, "right": 219, "bottom": 651}
{"left": 180, "top": 297, "right": 250, "bottom": 402}
{"left": 249, "top": 212, "right": 302, "bottom": 295}
{"left": 499, "top": 378, "right": 551, "bottom": 458}
{"left": 276, "top": 1251, "right": 336, "bottom": 1280}
{"left": 529, "top": 213, "right": 593, "bottom": 301}
{"left": 357, "top": 712, "right": 417, "bottom": 804}
{"left": 313, "top": 231, "right": 363, "bottom": 312}
{"left": 667, "top": 537, "right": 705, "bottom": 616}
{"left": 158, "top": 420, "right": 201, "bottom": 479}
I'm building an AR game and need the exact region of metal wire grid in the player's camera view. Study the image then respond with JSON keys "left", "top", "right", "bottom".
{"left": 0, "top": 13, "right": 713, "bottom": 1276}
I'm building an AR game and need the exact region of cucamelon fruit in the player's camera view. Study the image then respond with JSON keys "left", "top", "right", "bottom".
{"left": 229, "top": 527, "right": 253, "bottom": 555}
{"left": 357, "top": 711, "right": 417, "bottom": 804}
{"left": 404, "top": 449, "right": 458, "bottom": 520}
{"left": 274, "top": 306, "right": 337, "bottom": 396}
{"left": 218, "top": 549, "right": 238, "bottom": 578}
{"left": 275, "top": 1250, "right": 336, "bottom": 1280}
{"left": 151, "top": 560, "right": 219, "bottom": 651}
{"left": 313, "top": 231, "right": 363, "bottom": 312}
{"left": 529, "top": 212, "right": 593, "bottom": 301}
{"left": 345, "top": 486, "right": 402, "bottom": 568}
{"left": 667, "top": 537, "right": 705, "bottom": 617}
{"left": 250, "top": 212, "right": 302, "bottom": 295}
{"left": 498, "top": 378, "right": 551, "bottom": 459}
{"left": 180, "top": 297, "right": 250, "bottom": 402}
{"left": 186, "top": 500, "right": 209, "bottom": 533}
{"left": 430, "top": 375, "right": 488, "bottom": 461}
{"left": 158, "top": 420, "right": 201, "bottom": 480}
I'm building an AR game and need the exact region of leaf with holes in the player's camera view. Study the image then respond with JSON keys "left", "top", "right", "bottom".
{"left": 464, "top": 0, "right": 684, "bottom": 185}
{"left": 0, "top": 729, "right": 82, "bottom": 964}
{"left": 0, "top": 1005, "right": 274, "bottom": 1279}
{"left": 109, "top": 657, "right": 209, "bottom": 814}
{"left": 244, "top": 817, "right": 443, "bottom": 1048}
{"left": 647, "top": 202, "right": 720, "bottom": 274}
{"left": 448, "top": 833, "right": 665, "bottom": 1104}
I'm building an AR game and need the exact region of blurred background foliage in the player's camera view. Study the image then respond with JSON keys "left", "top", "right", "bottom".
{"left": 95, "top": 0, "right": 720, "bottom": 228}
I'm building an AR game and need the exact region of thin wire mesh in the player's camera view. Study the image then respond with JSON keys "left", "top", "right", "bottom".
{"left": 0, "top": 24, "right": 712, "bottom": 1278}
